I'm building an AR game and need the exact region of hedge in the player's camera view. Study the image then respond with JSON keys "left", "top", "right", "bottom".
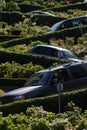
{"left": 0, "top": 12, "right": 25, "bottom": 25}
{"left": 18, "top": 2, "right": 86, "bottom": 14}
{"left": 0, "top": 50, "right": 66, "bottom": 67}
{"left": 0, "top": 26, "right": 87, "bottom": 48}
{"left": 19, "top": 3, "right": 44, "bottom": 13}
{"left": 0, "top": 88, "right": 87, "bottom": 116}
{"left": 44, "top": 2, "right": 87, "bottom": 12}
{"left": 0, "top": 78, "right": 27, "bottom": 92}
{"left": 26, "top": 15, "right": 66, "bottom": 26}
{"left": 0, "top": 35, "right": 21, "bottom": 42}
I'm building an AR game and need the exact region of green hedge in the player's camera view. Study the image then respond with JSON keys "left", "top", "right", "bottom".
{"left": 45, "top": 2, "right": 87, "bottom": 12}
{"left": 19, "top": 3, "right": 44, "bottom": 13}
{"left": 29, "top": 15, "right": 66, "bottom": 26}
{"left": 18, "top": 2, "right": 86, "bottom": 14}
{"left": 0, "top": 88, "right": 87, "bottom": 116}
{"left": 0, "top": 12, "right": 25, "bottom": 25}
{"left": 0, "top": 35, "right": 21, "bottom": 42}
{"left": 0, "top": 78, "right": 27, "bottom": 92}
{"left": 0, "top": 50, "right": 66, "bottom": 67}
{"left": 0, "top": 26, "right": 87, "bottom": 48}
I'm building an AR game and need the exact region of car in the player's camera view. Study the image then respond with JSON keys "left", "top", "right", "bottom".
{"left": 26, "top": 10, "right": 55, "bottom": 17}
{"left": 0, "top": 61, "right": 87, "bottom": 105}
{"left": 84, "top": 0, "right": 87, "bottom": 2}
{"left": 28, "top": 44, "right": 82, "bottom": 62}
{"left": 47, "top": 16, "right": 87, "bottom": 33}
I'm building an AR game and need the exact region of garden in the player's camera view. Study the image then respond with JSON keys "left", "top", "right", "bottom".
{"left": 0, "top": 0, "right": 87, "bottom": 129}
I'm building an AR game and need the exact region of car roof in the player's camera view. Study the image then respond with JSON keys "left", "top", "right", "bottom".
{"left": 27, "top": 10, "right": 55, "bottom": 16}
{"left": 34, "top": 44, "right": 69, "bottom": 51}
{"left": 37, "top": 64, "right": 64, "bottom": 73}
{"left": 64, "top": 15, "right": 87, "bottom": 22}
{"left": 37, "top": 61, "right": 87, "bottom": 73}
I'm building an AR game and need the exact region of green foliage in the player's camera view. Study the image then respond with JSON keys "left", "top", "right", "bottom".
{"left": 0, "top": 61, "right": 44, "bottom": 78}
{"left": 4, "top": 40, "right": 47, "bottom": 53}
{"left": 0, "top": 89, "right": 5, "bottom": 96}
{"left": 6, "top": 2, "right": 20, "bottom": 11}
{"left": 0, "top": 106, "right": 69, "bottom": 130}
{"left": 64, "top": 101, "right": 82, "bottom": 126}
{"left": 0, "top": 1, "right": 87, "bottom": 129}
{"left": 0, "top": 22, "right": 7, "bottom": 28}
{"left": 1, "top": 103, "right": 87, "bottom": 130}
{"left": 0, "top": 0, "right": 6, "bottom": 10}
{"left": 0, "top": 88, "right": 87, "bottom": 117}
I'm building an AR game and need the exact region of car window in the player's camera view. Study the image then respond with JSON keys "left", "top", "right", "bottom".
{"left": 82, "top": 17, "right": 87, "bottom": 25}
{"left": 33, "top": 46, "right": 42, "bottom": 53}
{"left": 52, "top": 68, "right": 70, "bottom": 83}
{"left": 24, "top": 72, "right": 51, "bottom": 86}
{"left": 52, "top": 49, "right": 58, "bottom": 57}
{"left": 33, "top": 46, "right": 50, "bottom": 55}
{"left": 72, "top": 19, "right": 81, "bottom": 27}
{"left": 63, "top": 50, "right": 78, "bottom": 59}
{"left": 33, "top": 46, "right": 59, "bottom": 57}
{"left": 69, "top": 65, "right": 87, "bottom": 79}
{"left": 42, "top": 47, "right": 57, "bottom": 56}
{"left": 59, "top": 20, "right": 73, "bottom": 30}
{"left": 39, "top": 47, "right": 48, "bottom": 55}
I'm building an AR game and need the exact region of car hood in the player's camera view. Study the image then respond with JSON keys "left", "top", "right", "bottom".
{"left": 1, "top": 85, "right": 42, "bottom": 97}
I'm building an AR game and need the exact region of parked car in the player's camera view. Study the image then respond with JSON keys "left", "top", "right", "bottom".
{"left": 0, "top": 61, "right": 87, "bottom": 104}
{"left": 28, "top": 44, "right": 82, "bottom": 62}
{"left": 26, "top": 10, "right": 55, "bottom": 17}
{"left": 47, "top": 16, "right": 87, "bottom": 33}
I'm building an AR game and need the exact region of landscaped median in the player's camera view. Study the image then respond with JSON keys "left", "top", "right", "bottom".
{"left": 0, "top": 88, "right": 87, "bottom": 117}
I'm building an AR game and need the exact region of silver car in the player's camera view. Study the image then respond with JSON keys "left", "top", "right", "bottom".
{"left": 29, "top": 44, "right": 82, "bottom": 62}
{"left": 47, "top": 16, "right": 87, "bottom": 33}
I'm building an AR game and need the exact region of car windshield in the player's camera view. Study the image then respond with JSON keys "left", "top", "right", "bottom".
{"left": 64, "top": 50, "right": 78, "bottom": 59}
{"left": 49, "top": 21, "right": 64, "bottom": 31}
{"left": 24, "top": 72, "right": 51, "bottom": 86}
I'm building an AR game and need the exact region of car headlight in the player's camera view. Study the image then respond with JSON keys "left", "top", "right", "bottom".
{"left": 14, "top": 95, "right": 25, "bottom": 101}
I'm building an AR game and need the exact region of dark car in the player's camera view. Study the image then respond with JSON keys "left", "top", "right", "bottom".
{"left": 29, "top": 44, "right": 82, "bottom": 62}
{"left": 0, "top": 61, "right": 87, "bottom": 105}
{"left": 47, "top": 16, "right": 87, "bottom": 33}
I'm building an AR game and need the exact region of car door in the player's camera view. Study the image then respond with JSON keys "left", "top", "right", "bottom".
{"left": 57, "top": 68, "right": 74, "bottom": 91}
{"left": 49, "top": 68, "right": 73, "bottom": 93}
{"left": 68, "top": 64, "right": 87, "bottom": 90}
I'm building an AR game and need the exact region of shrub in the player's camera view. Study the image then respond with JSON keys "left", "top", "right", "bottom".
{"left": 0, "top": 61, "right": 44, "bottom": 78}
{"left": 6, "top": 2, "right": 20, "bottom": 11}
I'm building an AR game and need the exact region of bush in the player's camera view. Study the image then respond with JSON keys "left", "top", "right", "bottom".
{"left": 0, "top": 106, "right": 69, "bottom": 130}
{"left": 0, "top": 88, "right": 87, "bottom": 116}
